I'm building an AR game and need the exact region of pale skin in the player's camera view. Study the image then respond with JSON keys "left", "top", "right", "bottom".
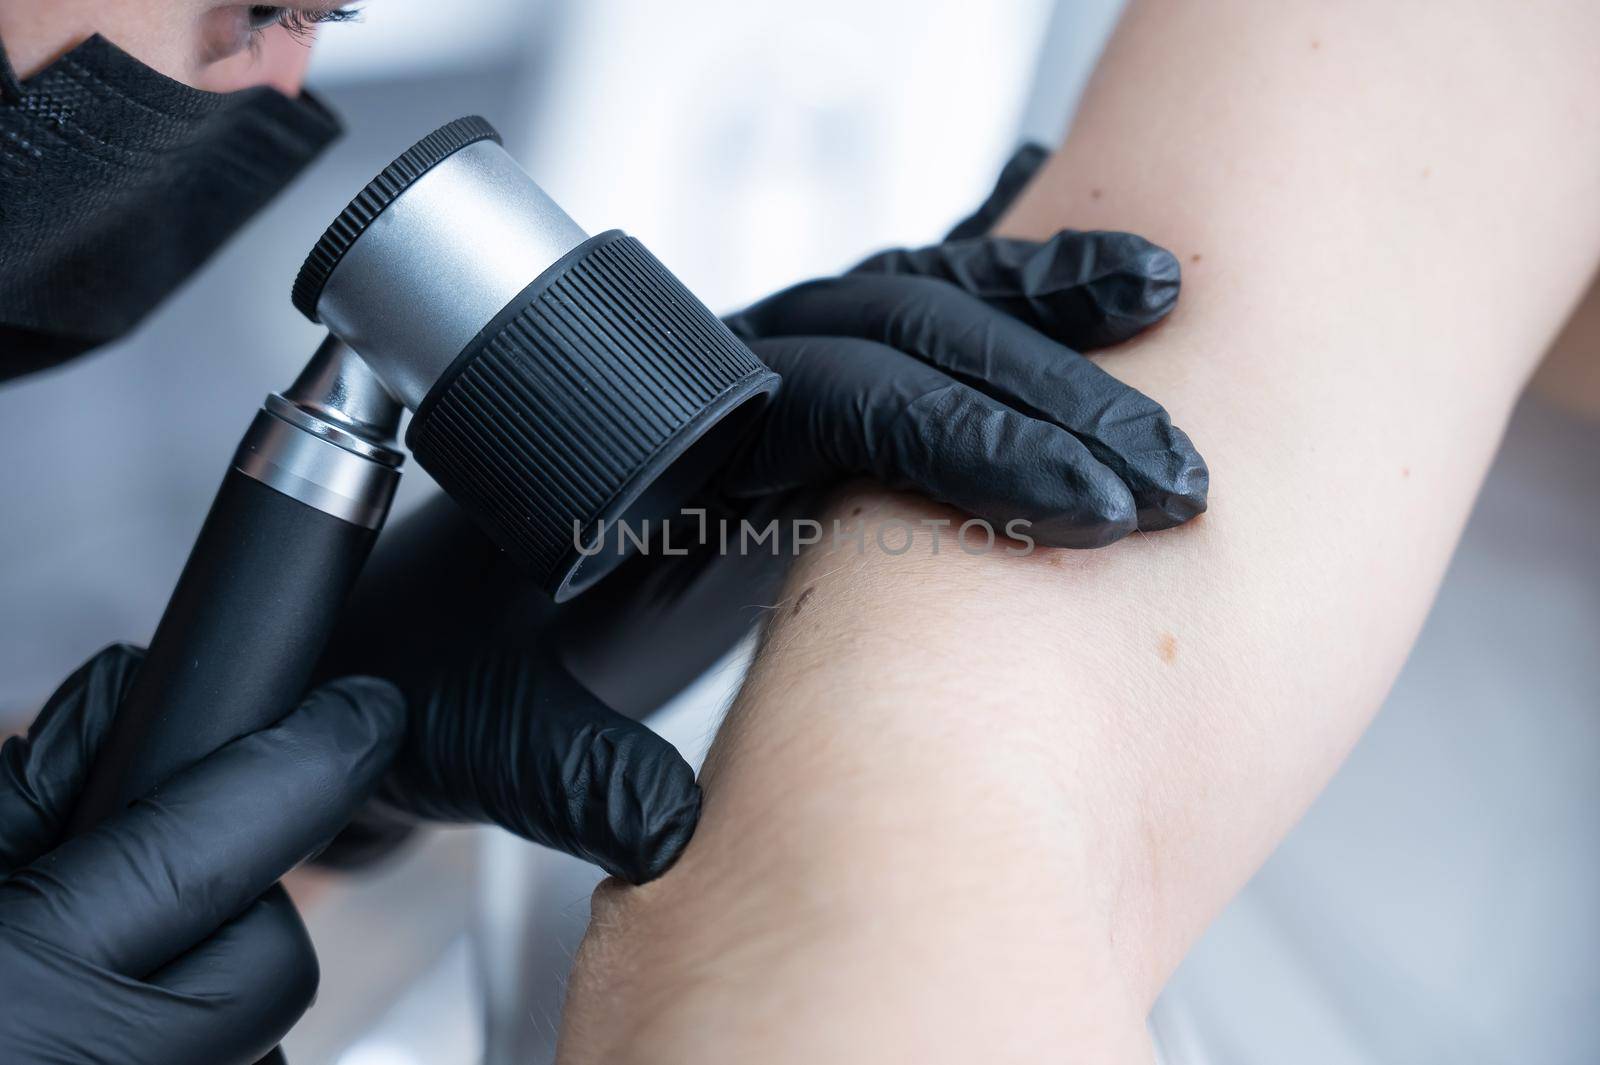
{"left": 557, "top": 2, "right": 1600, "bottom": 1062}
{"left": 1534, "top": 274, "right": 1600, "bottom": 420}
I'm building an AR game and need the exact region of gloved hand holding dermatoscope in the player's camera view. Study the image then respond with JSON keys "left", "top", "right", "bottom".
{"left": 64, "top": 117, "right": 774, "bottom": 858}
{"left": 0, "top": 646, "right": 402, "bottom": 1065}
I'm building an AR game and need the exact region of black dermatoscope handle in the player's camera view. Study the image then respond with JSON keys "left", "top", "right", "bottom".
{"left": 67, "top": 338, "right": 404, "bottom": 833}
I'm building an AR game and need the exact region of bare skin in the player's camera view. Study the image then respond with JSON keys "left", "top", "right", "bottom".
{"left": 1533, "top": 273, "right": 1600, "bottom": 419}
{"left": 0, "top": 0, "right": 325, "bottom": 92}
{"left": 558, "top": 2, "right": 1600, "bottom": 1061}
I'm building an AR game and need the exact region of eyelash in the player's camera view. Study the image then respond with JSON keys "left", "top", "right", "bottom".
{"left": 249, "top": 5, "right": 362, "bottom": 46}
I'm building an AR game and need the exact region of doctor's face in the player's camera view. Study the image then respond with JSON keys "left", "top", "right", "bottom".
{"left": 0, "top": 1, "right": 355, "bottom": 94}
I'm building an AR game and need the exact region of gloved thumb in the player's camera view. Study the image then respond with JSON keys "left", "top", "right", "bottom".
{"left": 944, "top": 141, "right": 1051, "bottom": 241}
{"left": 0, "top": 644, "right": 143, "bottom": 870}
{"left": 378, "top": 645, "right": 701, "bottom": 884}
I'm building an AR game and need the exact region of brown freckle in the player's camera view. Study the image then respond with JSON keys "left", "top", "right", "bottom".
{"left": 1190, "top": 253, "right": 1203, "bottom": 263}
{"left": 850, "top": 506, "right": 863, "bottom": 517}
{"left": 1090, "top": 188, "right": 1103, "bottom": 200}
{"left": 1310, "top": 38, "right": 1321, "bottom": 50}
{"left": 791, "top": 587, "right": 815, "bottom": 618}
{"left": 1420, "top": 166, "right": 1431, "bottom": 179}
{"left": 1157, "top": 632, "right": 1178, "bottom": 664}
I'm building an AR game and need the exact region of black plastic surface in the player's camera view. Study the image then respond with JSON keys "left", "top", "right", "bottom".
{"left": 67, "top": 468, "right": 377, "bottom": 831}
{"left": 406, "top": 230, "right": 779, "bottom": 601}
{"left": 291, "top": 115, "right": 501, "bottom": 322}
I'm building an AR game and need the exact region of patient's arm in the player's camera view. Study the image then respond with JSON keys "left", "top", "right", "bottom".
{"left": 559, "top": 2, "right": 1600, "bottom": 1061}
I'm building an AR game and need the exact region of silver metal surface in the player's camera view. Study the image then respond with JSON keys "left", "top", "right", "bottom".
{"left": 266, "top": 394, "right": 402, "bottom": 466}
{"left": 317, "top": 139, "right": 590, "bottom": 410}
{"left": 232, "top": 340, "right": 406, "bottom": 528}
{"left": 279, "top": 334, "right": 405, "bottom": 462}
{"left": 233, "top": 410, "right": 400, "bottom": 528}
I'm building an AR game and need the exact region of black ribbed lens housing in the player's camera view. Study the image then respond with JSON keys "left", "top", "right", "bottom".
{"left": 408, "top": 230, "right": 777, "bottom": 599}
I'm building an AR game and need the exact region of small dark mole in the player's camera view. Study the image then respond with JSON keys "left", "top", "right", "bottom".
{"left": 850, "top": 506, "right": 863, "bottom": 517}
{"left": 1401, "top": 466, "right": 1411, "bottom": 479}
{"left": 1157, "top": 632, "right": 1178, "bottom": 664}
{"left": 1190, "top": 253, "right": 1203, "bottom": 263}
{"left": 1090, "top": 188, "right": 1103, "bottom": 200}
{"left": 791, "top": 587, "right": 815, "bottom": 618}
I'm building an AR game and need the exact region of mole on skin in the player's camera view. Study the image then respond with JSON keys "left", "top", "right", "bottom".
{"left": 1157, "top": 632, "right": 1178, "bottom": 664}
{"left": 792, "top": 587, "right": 815, "bottom": 618}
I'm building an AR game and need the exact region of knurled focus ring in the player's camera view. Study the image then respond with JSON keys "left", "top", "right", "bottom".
{"left": 292, "top": 115, "right": 502, "bottom": 321}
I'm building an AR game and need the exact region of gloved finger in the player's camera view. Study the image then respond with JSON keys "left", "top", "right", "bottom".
{"left": 378, "top": 646, "right": 700, "bottom": 884}
{"left": 0, "top": 676, "right": 403, "bottom": 978}
{"left": 0, "top": 887, "right": 313, "bottom": 1065}
{"left": 730, "top": 274, "right": 1207, "bottom": 530}
{"left": 943, "top": 142, "right": 1051, "bottom": 241}
{"left": 0, "top": 643, "right": 143, "bottom": 872}
{"left": 846, "top": 230, "right": 1180, "bottom": 350}
{"left": 145, "top": 888, "right": 317, "bottom": 1065}
{"left": 732, "top": 336, "right": 1136, "bottom": 548}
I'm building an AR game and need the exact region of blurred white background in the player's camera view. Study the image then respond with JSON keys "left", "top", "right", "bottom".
{"left": 0, "top": 2, "right": 1594, "bottom": 1063}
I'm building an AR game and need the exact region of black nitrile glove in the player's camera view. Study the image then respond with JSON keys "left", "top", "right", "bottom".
{"left": 360, "top": 641, "right": 699, "bottom": 885}
{"left": 0, "top": 644, "right": 404, "bottom": 1065}
{"left": 312, "top": 503, "right": 701, "bottom": 885}
{"left": 943, "top": 141, "right": 1050, "bottom": 242}
{"left": 723, "top": 177, "right": 1206, "bottom": 545}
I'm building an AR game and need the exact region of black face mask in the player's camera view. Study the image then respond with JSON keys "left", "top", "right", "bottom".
{"left": 0, "top": 34, "right": 341, "bottom": 380}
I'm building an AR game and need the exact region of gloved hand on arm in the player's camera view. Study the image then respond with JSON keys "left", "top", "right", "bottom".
{"left": 724, "top": 223, "right": 1205, "bottom": 545}
{"left": 0, "top": 645, "right": 404, "bottom": 1065}
{"left": 313, "top": 144, "right": 1207, "bottom": 876}
{"left": 724, "top": 139, "right": 1204, "bottom": 543}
